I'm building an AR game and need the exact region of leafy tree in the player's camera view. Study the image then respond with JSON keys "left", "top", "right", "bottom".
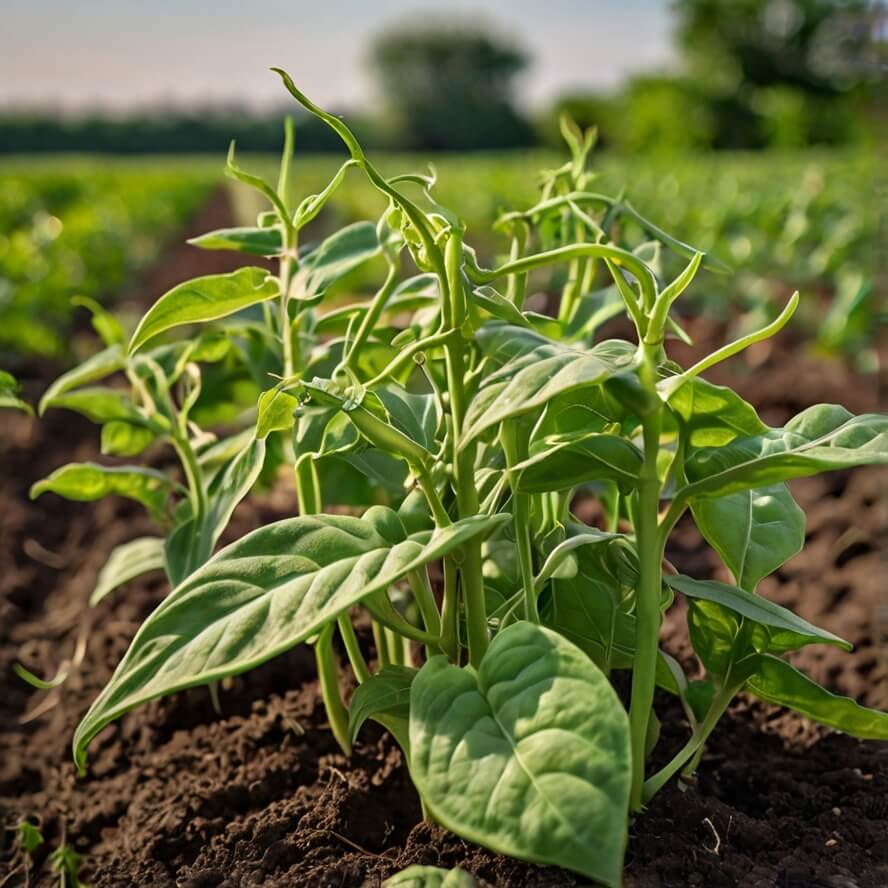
{"left": 673, "top": 0, "right": 878, "bottom": 95}
{"left": 369, "top": 23, "right": 534, "bottom": 150}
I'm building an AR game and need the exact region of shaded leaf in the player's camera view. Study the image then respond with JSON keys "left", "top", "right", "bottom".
{"left": 383, "top": 865, "right": 478, "bottom": 888}
{"left": 293, "top": 222, "right": 380, "bottom": 301}
{"left": 91, "top": 537, "right": 165, "bottom": 606}
{"left": 668, "top": 574, "right": 851, "bottom": 653}
{"left": 747, "top": 654, "right": 888, "bottom": 740}
{"left": 348, "top": 664, "right": 416, "bottom": 749}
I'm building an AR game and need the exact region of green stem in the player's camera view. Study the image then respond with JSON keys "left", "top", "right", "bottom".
{"left": 279, "top": 222, "right": 297, "bottom": 380}
{"left": 627, "top": 348, "right": 664, "bottom": 812}
{"left": 408, "top": 569, "right": 442, "bottom": 658}
{"left": 558, "top": 214, "right": 586, "bottom": 325}
{"left": 340, "top": 256, "right": 400, "bottom": 373}
{"left": 385, "top": 626, "right": 405, "bottom": 666}
{"left": 415, "top": 469, "right": 451, "bottom": 528}
{"left": 338, "top": 614, "right": 370, "bottom": 684}
{"left": 642, "top": 682, "right": 740, "bottom": 803}
{"left": 365, "top": 330, "right": 456, "bottom": 389}
{"left": 316, "top": 623, "right": 352, "bottom": 755}
{"left": 465, "top": 242, "right": 657, "bottom": 313}
{"left": 501, "top": 423, "right": 539, "bottom": 623}
{"left": 439, "top": 559, "right": 460, "bottom": 663}
{"left": 171, "top": 434, "right": 207, "bottom": 525}
{"left": 295, "top": 454, "right": 321, "bottom": 515}
{"left": 371, "top": 619, "right": 390, "bottom": 669}
{"left": 444, "top": 232, "right": 487, "bottom": 668}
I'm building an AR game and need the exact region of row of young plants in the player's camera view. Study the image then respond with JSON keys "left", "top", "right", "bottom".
{"left": 239, "top": 146, "right": 877, "bottom": 365}
{"left": 20, "top": 71, "right": 888, "bottom": 886}
{"left": 0, "top": 165, "right": 215, "bottom": 359}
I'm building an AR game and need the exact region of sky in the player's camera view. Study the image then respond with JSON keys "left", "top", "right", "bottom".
{"left": 0, "top": 0, "right": 675, "bottom": 113}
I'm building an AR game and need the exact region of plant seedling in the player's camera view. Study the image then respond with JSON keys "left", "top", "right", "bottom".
{"left": 31, "top": 71, "right": 888, "bottom": 886}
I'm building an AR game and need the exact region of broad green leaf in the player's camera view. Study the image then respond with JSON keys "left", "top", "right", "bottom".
{"left": 348, "top": 664, "right": 416, "bottom": 750}
{"left": 39, "top": 345, "right": 126, "bottom": 416}
{"left": 683, "top": 406, "right": 888, "bottom": 500}
{"left": 73, "top": 509, "right": 506, "bottom": 771}
{"left": 747, "top": 654, "right": 888, "bottom": 740}
{"left": 515, "top": 433, "right": 643, "bottom": 493}
{"left": 690, "top": 485, "right": 804, "bottom": 591}
{"left": 667, "top": 377, "right": 766, "bottom": 446}
{"left": 667, "top": 574, "right": 851, "bottom": 653}
{"left": 40, "top": 387, "right": 146, "bottom": 425}
{"left": 371, "top": 384, "right": 439, "bottom": 452}
{"left": 164, "top": 437, "right": 266, "bottom": 586}
{"left": 256, "top": 388, "right": 300, "bottom": 438}
{"left": 91, "top": 537, "right": 165, "bottom": 606}
{"left": 464, "top": 323, "right": 637, "bottom": 442}
{"left": 30, "top": 463, "right": 172, "bottom": 522}
{"left": 101, "top": 420, "right": 157, "bottom": 457}
{"left": 543, "top": 541, "right": 679, "bottom": 694}
{"left": 188, "top": 226, "right": 283, "bottom": 256}
{"left": 410, "top": 622, "right": 630, "bottom": 887}
{"left": 130, "top": 267, "right": 279, "bottom": 353}
{"left": 293, "top": 222, "right": 380, "bottom": 301}
{"left": 383, "top": 866, "right": 478, "bottom": 888}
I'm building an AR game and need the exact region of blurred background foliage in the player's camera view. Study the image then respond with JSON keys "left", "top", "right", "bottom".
{"left": 2, "top": 0, "right": 881, "bottom": 155}
{"left": 0, "top": 0, "right": 883, "bottom": 370}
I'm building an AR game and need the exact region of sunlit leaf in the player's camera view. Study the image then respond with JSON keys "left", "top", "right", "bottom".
{"left": 410, "top": 622, "right": 630, "bottom": 887}
{"left": 130, "top": 267, "right": 279, "bottom": 353}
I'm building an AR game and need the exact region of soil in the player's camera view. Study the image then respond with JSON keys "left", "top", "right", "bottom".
{"left": 1, "top": 192, "right": 886, "bottom": 888}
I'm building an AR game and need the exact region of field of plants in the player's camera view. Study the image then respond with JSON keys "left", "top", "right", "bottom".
{"left": 0, "top": 160, "right": 217, "bottom": 361}
{"left": 1, "top": 81, "right": 885, "bottom": 888}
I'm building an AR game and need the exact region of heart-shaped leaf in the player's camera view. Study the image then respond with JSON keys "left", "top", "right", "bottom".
{"left": 409, "top": 621, "right": 630, "bottom": 887}
{"left": 690, "top": 485, "right": 804, "bottom": 591}
{"left": 73, "top": 508, "right": 506, "bottom": 772}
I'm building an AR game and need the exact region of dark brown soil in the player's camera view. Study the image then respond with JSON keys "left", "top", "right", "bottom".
{"left": 1, "top": 200, "right": 885, "bottom": 887}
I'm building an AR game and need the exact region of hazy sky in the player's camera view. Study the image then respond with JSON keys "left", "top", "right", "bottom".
{"left": 1, "top": 0, "right": 675, "bottom": 112}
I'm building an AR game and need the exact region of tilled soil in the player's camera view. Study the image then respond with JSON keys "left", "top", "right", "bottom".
{"left": 1, "top": 198, "right": 886, "bottom": 887}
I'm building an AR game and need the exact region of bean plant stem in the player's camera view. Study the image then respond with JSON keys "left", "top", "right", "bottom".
{"left": 642, "top": 682, "right": 740, "bottom": 803}
{"left": 171, "top": 434, "right": 207, "bottom": 526}
{"left": 444, "top": 232, "right": 487, "bottom": 668}
{"left": 627, "top": 345, "right": 665, "bottom": 812}
{"left": 315, "top": 623, "right": 352, "bottom": 755}
{"left": 501, "top": 423, "right": 539, "bottom": 623}
{"left": 295, "top": 455, "right": 321, "bottom": 515}
{"left": 408, "top": 569, "right": 442, "bottom": 658}
{"left": 338, "top": 615, "right": 369, "bottom": 684}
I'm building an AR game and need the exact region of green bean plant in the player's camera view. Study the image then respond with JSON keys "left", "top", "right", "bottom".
{"left": 29, "top": 71, "right": 888, "bottom": 887}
